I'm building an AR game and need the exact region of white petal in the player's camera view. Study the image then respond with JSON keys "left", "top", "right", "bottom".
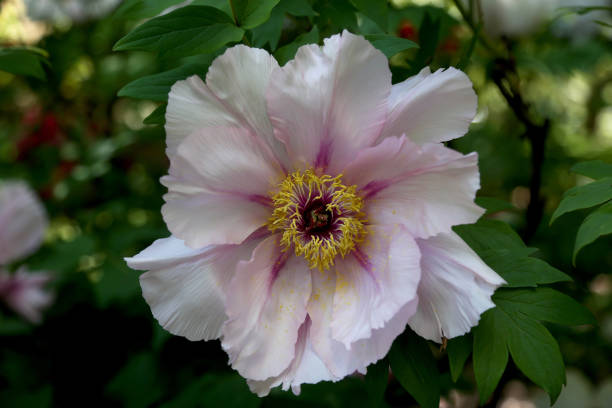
{"left": 247, "top": 317, "right": 335, "bottom": 397}
{"left": 346, "top": 136, "right": 484, "bottom": 239}
{"left": 222, "top": 236, "right": 312, "bottom": 381}
{"left": 308, "top": 268, "right": 417, "bottom": 378}
{"left": 330, "top": 225, "right": 421, "bottom": 346}
{"left": 162, "top": 189, "right": 270, "bottom": 248}
{"left": 0, "top": 181, "right": 47, "bottom": 265}
{"left": 169, "top": 126, "right": 283, "bottom": 197}
{"left": 409, "top": 231, "right": 506, "bottom": 343}
{"left": 165, "top": 45, "right": 288, "bottom": 167}
{"left": 380, "top": 67, "right": 477, "bottom": 144}
{"left": 126, "top": 236, "right": 261, "bottom": 341}
{"left": 161, "top": 124, "right": 282, "bottom": 248}
{"left": 267, "top": 30, "right": 391, "bottom": 171}
{"left": 0, "top": 267, "right": 52, "bottom": 323}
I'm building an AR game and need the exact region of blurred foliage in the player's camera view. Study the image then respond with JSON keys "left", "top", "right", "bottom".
{"left": 0, "top": 0, "right": 611, "bottom": 407}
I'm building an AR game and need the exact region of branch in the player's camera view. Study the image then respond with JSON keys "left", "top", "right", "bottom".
{"left": 453, "top": 0, "right": 550, "bottom": 242}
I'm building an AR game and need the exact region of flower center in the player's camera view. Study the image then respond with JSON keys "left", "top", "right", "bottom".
{"left": 268, "top": 169, "right": 366, "bottom": 270}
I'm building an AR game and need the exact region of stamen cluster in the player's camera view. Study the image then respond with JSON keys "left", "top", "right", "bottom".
{"left": 268, "top": 169, "right": 366, "bottom": 270}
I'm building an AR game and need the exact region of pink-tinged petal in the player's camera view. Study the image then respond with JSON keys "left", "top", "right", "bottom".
{"left": 125, "top": 235, "right": 263, "bottom": 341}
{"left": 162, "top": 190, "right": 270, "bottom": 248}
{"left": 380, "top": 67, "right": 477, "bottom": 144}
{"left": 344, "top": 136, "right": 484, "bottom": 239}
{"left": 222, "top": 236, "right": 312, "bottom": 381}
{"left": 307, "top": 268, "right": 417, "bottom": 378}
{"left": 169, "top": 126, "right": 283, "bottom": 197}
{"left": 247, "top": 317, "right": 336, "bottom": 397}
{"left": 0, "top": 267, "right": 53, "bottom": 324}
{"left": 330, "top": 225, "right": 421, "bottom": 346}
{"left": 165, "top": 45, "right": 289, "bottom": 167}
{"left": 161, "top": 126, "right": 280, "bottom": 248}
{"left": 0, "top": 181, "right": 48, "bottom": 265}
{"left": 267, "top": 30, "right": 391, "bottom": 171}
{"left": 409, "top": 232, "right": 506, "bottom": 343}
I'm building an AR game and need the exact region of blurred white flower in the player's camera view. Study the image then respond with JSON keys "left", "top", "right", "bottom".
{"left": 23, "top": 0, "right": 121, "bottom": 23}
{"left": 552, "top": 0, "right": 612, "bottom": 42}
{"left": 0, "top": 181, "right": 52, "bottom": 323}
{"left": 467, "top": 0, "right": 556, "bottom": 38}
{"left": 0, "top": 267, "right": 53, "bottom": 323}
{"left": 0, "top": 181, "right": 48, "bottom": 265}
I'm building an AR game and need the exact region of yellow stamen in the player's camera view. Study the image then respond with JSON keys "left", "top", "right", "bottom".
{"left": 268, "top": 169, "right": 366, "bottom": 270}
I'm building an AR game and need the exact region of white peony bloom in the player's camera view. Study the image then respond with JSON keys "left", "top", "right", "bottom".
{"left": 0, "top": 180, "right": 52, "bottom": 323}
{"left": 126, "top": 31, "right": 505, "bottom": 396}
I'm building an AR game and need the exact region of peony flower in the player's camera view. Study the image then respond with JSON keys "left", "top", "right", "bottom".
{"left": 0, "top": 181, "right": 52, "bottom": 323}
{"left": 24, "top": 0, "right": 121, "bottom": 24}
{"left": 466, "top": 0, "right": 555, "bottom": 38}
{"left": 126, "top": 31, "right": 505, "bottom": 396}
{"left": 0, "top": 267, "right": 53, "bottom": 323}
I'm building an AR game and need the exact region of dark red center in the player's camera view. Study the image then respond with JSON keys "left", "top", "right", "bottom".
{"left": 303, "top": 202, "right": 333, "bottom": 234}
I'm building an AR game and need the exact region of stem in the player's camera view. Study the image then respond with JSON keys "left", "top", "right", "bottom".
{"left": 228, "top": 0, "right": 238, "bottom": 25}
{"left": 453, "top": 0, "right": 550, "bottom": 242}
{"left": 491, "top": 59, "right": 550, "bottom": 243}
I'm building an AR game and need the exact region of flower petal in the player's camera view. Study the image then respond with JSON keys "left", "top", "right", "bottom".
{"left": 267, "top": 30, "right": 390, "bottom": 171}
{"left": 0, "top": 267, "right": 52, "bottom": 323}
{"left": 165, "top": 45, "right": 288, "bottom": 167}
{"left": 161, "top": 126, "right": 281, "bottom": 248}
{"left": 126, "top": 235, "right": 261, "bottom": 341}
{"left": 307, "top": 268, "right": 417, "bottom": 378}
{"left": 222, "top": 236, "right": 312, "bottom": 381}
{"left": 409, "top": 232, "right": 506, "bottom": 342}
{"left": 344, "top": 136, "right": 484, "bottom": 239}
{"left": 330, "top": 224, "right": 421, "bottom": 346}
{"left": 0, "top": 181, "right": 47, "bottom": 265}
{"left": 169, "top": 126, "right": 283, "bottom": 197}
{"left": 380, "top": 67, "right": 477, "bottom": 144}
{"left": 247, "top": 317, "right": 336, "bottom": 397}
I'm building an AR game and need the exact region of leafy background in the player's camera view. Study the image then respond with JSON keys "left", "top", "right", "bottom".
{"left": 0, "top": 0, "right": 611, "bottom": 407}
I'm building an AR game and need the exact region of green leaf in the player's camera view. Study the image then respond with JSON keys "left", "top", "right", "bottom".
{"left": 571, "top": 160, "right": 612, "bottom": 180}
{"left": 350, "top": 0, "right": 388, "bottom": 30}
{"left": 388, "top": 330, "right": 440, "bottom": 408}
{"left": 143, "top": 104, "right": 167, "bottom": 125}
{"left": 231, "top": 0, "right": 281, "bottom": 29}
{"left": 409, "top": 12, "right": 440, "bottom": 75}
{"left": 0, "top": 48, "right": 48, "bottom": 80}
{"left": 454, "top": 219, "right": 527, "bottom": 254}
{"left": 503, "top": 312, "right": 566, "bottom": 404}
{"left": 574, "top": 201, "right": 612, "bottom": 262}
{"left": 447, "top": 334, "right": 472, "bottom": 382}
{"left": 494, "top": 287, "right": 596, "bottom": 326}
{"left": 365, "top": 358, "right": 388, "bottom": 407}
{"left": 315, "top": 0, "right": 358, "bottom": 34}
{"left": 550, "top": 177, "right": 612, "bottom": 224}
{"left": 474, "top": 293, "right": 575, "bottom": 404}
{"left": 106, "top": 352, "right": 165, "bottom": 408}
{"left": 478, "top": 251, "right": 571, "bottom": 287}
{"left": 474, "top": 196, "right": 515, "bottom": 214}
{"left": 274, "top": 26, "right": 319, "bottom": 65}
{"left": 0, "top": 315, "right": 33, "bottom": 336}
{"left": 454, "top": 220, "right": 571, "bottom": 287}
{"left": 282, "top": 0, "right": 317, "bottom": 16}
{"left": 113, "top": 6, "right": 244, "bottom": 59}
{"left": 251, "top": 6, "right": 285, "bottom": 50}
{"left": 251, "top": 0, "right": 317, "bottom": 50}
{"left": 160, "top": 373, "right": 260, "bottom": 408}
{"left": 118, "top": 54, "right": 216, "bottom": 101}
{"left": 473, "top": 310, "right": 508, "bottom": 404}
{"left": 365, "top": 34, "right": 418, "bottom": 58}
{"left": 112, "top": 0, "right": 187, "bottom": 20}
